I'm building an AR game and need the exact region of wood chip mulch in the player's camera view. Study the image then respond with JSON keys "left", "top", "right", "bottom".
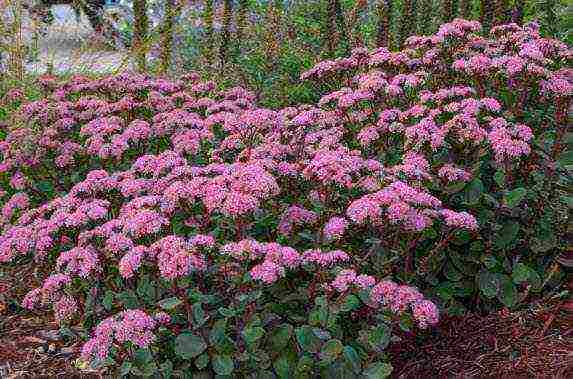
{"left": 390, "top": 303, "right": 573, "bottom": 378}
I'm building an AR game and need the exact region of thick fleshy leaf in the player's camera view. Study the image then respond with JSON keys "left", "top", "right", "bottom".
{"left": 174, "top": 333, "right": 207, "bottom": 359}
{"left": 242, "top": 326, "right": 265, "bottom": 346}
{"left": 270, "top": 324, "right": 293, "bottom": 351}
{"left": 464, "top": 179, "right": 483, "bottom": 204}
{"left": 195, "top": 354, "right": 210, "bottom": 370}
{"left": 158, "top": 297, "right": 182, "bottom": 310}
{"left": 479, "top": 270, "right": 500, "bottom": 299}
{"left": 212, "top": 355, "right": 234, "bottom": 376}
{"left": 497, "top": 275, "right": 517, "bottom": 308}
{"left": 343, "top": 345, "right": 361, "bottom": 373}
{"left": 295, "top": 326, "right": 322, "bottom": 352}
{"left": 368, "top": 325, "right": 391, "bottom": 352}
{"left": 494, "top": 222, "right": 520, "bottom": 249}
{"left": 364, "top": 362, "right": 393, "bottom": 378}
{"left": 273, "top": 355, "right": 292, "bottom": 378}
{"left": 320, "top": 339, "right": 343, "bottom": 361}
{"left": 504, "top": 188, "right": 527, "bottom": 208}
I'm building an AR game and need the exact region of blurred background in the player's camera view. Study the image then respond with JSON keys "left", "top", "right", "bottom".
{"left": 1, "top": 0, "right": 571, "bottom": 108}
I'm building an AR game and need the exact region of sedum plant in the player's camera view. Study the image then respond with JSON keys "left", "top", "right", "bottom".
{"left": 0, "top": 18, "right": 570, "bottom": 376}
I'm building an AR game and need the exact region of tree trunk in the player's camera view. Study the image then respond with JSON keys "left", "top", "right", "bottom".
{"left": 236, "top": 0, "right": 249, "bottom": 42}
{"left": 375, "top": 0, "right": 393, "bottom": 49}
{"left": 159, "top": 0, "right": 179, "bottom": 75}
{"left": 442, "top": 0, "right": 454, "bottom": 22}
{"left": 399, "top": 0, "right": 415, "bottom": 49}
{"left": 133, "top": 0, "right": 149, "bottom": 72}
{"left": 480, "top": 0, "right": 494, "bottom": 32}
{"left": 418, "top": 0, "right": 433, "bottom": 35}
{"left": 265, "top": 0, "right": 281, "bottom": 70}
{"left": 348, "top": 0, "right": 368, "bottom": 48}
{"left": 219, "top": 0, "right": 233, "bottom": 69}
{"left": 494, "top": 0, "right": 511, "bottom": 25}
{"left": 511, "top": 0, "right": 526, "bottom": 25}
{"left": 541, "top": 0, "right": 558, "bottom": 37}
{"left": 459, "top": 0, "right": 472, "bottom": 19}
{"left": 326, "top": 0, "right": 340, "bottom": 56}
{"left": 203, "top": 0, "right": 214, "bottom": 62}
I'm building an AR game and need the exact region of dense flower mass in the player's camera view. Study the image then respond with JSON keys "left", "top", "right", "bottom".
{"left": 0, "top": 19, "right": 570, "bottom": 376}
{"left": 81, "top": 310, "right": 158, "bottom": 361}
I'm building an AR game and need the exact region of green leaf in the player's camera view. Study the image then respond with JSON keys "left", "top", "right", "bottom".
{"left": 342, "top": 345, "right": 361, "bottom": 373}
{"left": 531, "top": 232, "right": 557, "bottom": 253}
{"left": 443, "top": 181, "right": 467, "bottom": 194}
{"left": 340, "top": 294, "right": 361, "bottom": 312}
{"left": 193, "top": 303, "right": 206, "bottom": 326}
{"left": 160, "top": 360, "right": 173, "bottom": 379}
{"left": 218, "top": 307, "right": 236, "bottom": 317}
{"left": 399, "top": 317, "right": 413, "bottom": 332}
{"left": 512, "top": 263, "right": 531, "bottom": 284}
{"left": 209, "top": 323, "right": 235, "bottom": 354}
{"left": 37, "top": 180, "right": 54, "bottom": 195}
{"left": 498, "top": 275, "right": 517, "bottom": 308}
{"left": 133, "top": 348, "right": 153, "bottom": 365}
{"left": 270, "top": 324, "right": 293, "bottom": 351}
{"left": 194, "top": 353, "right": 210, "bottom": 370}
{"left": 479, "top": 270, "right": 500, "bottom": 299}
{"left": 158, "top": 297, "right": 182, "bottom": 310}
{"left": 295, "top": 326, "right": 321, "bottom": 352}
{"left": 312, "top": 328, "right": 331, "bottom": 341}
{"left": 444, "top": 262, "right": 463, "bottom": 282}
{"left": 364, "top": 362, "right": 393, "bottom": 378}
{"left": 119, "top": 361, "right": 132, "bottom": 377}
{"left": 273, "top": 355, "right": 292, "bottom": 378}
{"left": 482, "top": 255, "right": 499, "bottom": 270}
{"left": 295, "top": 354, "right": 314, "bottom": 374}
{"left": 464, "top": 179, "right": 484, "bottom": 204}
{"left": 102, "top": 290, "right": 114, "bottom": 312}
{"left": 320, "top": 339, "right": 343, "bottom": 362}
{"left": 368, "top": 325, "right": 391, "bottom": 352}
{"left": 212, "top": 355, "right": 234, "bottom": 376}
{"left": 504, "top": 188, "right": 527, "bottom": 208}
{"left": 117, "top": 290, "right": 139, "bottom": 309}
{"left": 174, "top": 333, "right": 207, "bottom": 359}
{"left": 242, "top": 326, "right": 265, "bottom": 347}
{"left": 494, "top": 170, "right": 505, "bottom": 187}
{"left": 560, "top": 196, "right": 573, "bottom": 209}
{"left": 494, "top": 222, "right": 520, "bottom": 249}
{"left": 136, "top": 276, "right": 155, "bottom": 301}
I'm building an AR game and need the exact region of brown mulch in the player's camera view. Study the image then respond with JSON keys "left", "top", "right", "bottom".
{"left": 390, "top": 303, "right": 573, "bottom": 378}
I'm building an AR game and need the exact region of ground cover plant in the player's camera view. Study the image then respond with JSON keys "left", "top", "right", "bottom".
{"left": 0, "top": 18, "right": 571, "bottom": 377}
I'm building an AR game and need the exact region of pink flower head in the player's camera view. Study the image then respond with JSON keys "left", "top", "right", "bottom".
{"left": 54, "top": 295, "right": 78, "bottom": 324}
{"left": 438, "top": 164, "right": 472, "bottom": 182}
{"left": 250, "top": 260, "right": 285, "bottom": 284}
{"left": 323, "top": 216, "right": 349, "bottom": 241}
{"left": 303, "top": 249, "right": 350, "bottom": 267}
{"left": 81, "top": 310, "right": 158, "bottom": 363}
{"left": 56, "top": 246, "right": 100, "bottom": 278}
{"left": 411, "top": 300, "right": 439, "bottom": 328}
{"left": 152, "top": 236, "right": 205, "bottom": 280}
{"left": 440, "top": 209, "right": 478, "bottom": 230}
{"left": 119, "top": 246, "right": 147, "bottom": 279}
{"left": 331, "top": 269, "right": 357, "bottom": 292}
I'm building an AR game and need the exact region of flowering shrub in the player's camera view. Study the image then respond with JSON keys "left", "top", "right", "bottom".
{"left": 0, "top": 20, "right": 570, "bottom": 376}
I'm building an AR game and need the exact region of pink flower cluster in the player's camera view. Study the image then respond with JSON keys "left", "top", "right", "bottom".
{"left": 347, "top": 181, "right": 477, "bottom": 232}
{"left": 327, "top": 270, "right": 439, "bottom": 329}
{"left": 81, "top": 310, "right": 159, "bottom": 361}
{"left": 322, "top": 216, "right": 349, "bottom": 241}
{"left": 438, "top": 164, "right": 472, "bottom": 183}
